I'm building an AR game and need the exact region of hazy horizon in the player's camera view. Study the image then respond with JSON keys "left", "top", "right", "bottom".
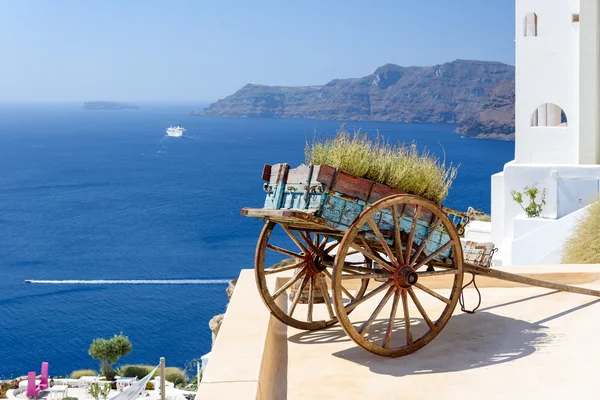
{"left": 1, "top": 0, "right": 515, "bottom": 103}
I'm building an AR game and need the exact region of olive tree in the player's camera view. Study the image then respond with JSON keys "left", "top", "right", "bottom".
{"left": 88, "top": 333, "right": 132, "bottom": 381}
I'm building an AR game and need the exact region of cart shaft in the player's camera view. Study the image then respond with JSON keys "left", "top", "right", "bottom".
{"left": 465, "top": 264, "right": 600, "bottom": 298}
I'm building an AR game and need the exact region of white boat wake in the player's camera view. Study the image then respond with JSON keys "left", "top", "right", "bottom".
{"left": 25, "top": 279, "right": 231, "bottom": 285}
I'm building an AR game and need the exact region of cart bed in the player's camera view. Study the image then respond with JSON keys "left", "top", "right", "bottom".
{"left": 243, "top": 163, "right": 471, "bottom": 261}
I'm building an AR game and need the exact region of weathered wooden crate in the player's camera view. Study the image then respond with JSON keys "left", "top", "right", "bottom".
{"left": 258, "top": 163, "right": 469, "bottom": 261}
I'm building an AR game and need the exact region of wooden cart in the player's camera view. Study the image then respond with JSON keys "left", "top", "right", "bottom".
{"left": 242, "top": 163, "right": 600, "bottom": 357}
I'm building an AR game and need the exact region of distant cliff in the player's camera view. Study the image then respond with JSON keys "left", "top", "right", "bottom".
{"left": 194, "top": 60, "right": 515, "bottom": 140}
{"left": 83, "top": 101, "right": 139, "bottom": 110}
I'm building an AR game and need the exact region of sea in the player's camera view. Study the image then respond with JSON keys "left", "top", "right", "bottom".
{"left": 0, "top": 102, "right": 514, "bottom": 379}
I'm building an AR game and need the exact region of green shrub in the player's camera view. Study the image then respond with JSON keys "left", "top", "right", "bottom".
{"left": 164, "top": 367, "right": 187, "bottom": 387}
{"left": 71, "top": 370, "right": 99, "bottom": 379}
{"left": 510, "top": 183, "right": 547, "bottom": 218}
{"left": 88, "top": 333, "right": 132, "bottom": 381}
{"left": 117, "top": 365, "right": 186, "bottom": 387}
{"left": 0, "top": 382, "right": 11, "bottom": 399}
{"left": 562, "top": 200, "right": 600, "bottom": 264}
{"left": 305, "top": 126, "right": 458, "bottom": 203}
{"left": 118, "top": 365, "right": 157, "bottom": 380}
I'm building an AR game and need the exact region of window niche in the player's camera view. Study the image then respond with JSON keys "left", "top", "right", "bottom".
{"left": 525, "top": 12, "right": 538, "bottom": 36}
{"left": 531, "top": 103, "right": 568, "bottom": 127}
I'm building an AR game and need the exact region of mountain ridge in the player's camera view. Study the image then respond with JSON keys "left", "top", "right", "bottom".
{"left": 194, "top": 59, "right": 515, "bottom": 140}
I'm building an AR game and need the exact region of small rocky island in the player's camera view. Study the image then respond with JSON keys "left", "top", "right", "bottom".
{"left": 194, "top": 59, "right": 515, "bottom": 140}
{"left": 83, "top": 101, "right": 139, "bottom": 110}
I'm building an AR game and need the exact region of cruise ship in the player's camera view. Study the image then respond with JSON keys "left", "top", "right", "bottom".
{"left": 166, "top": 125, "right": 186, "bottom": 137}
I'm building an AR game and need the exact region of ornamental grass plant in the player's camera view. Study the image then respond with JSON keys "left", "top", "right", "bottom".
{"left": 305, "top": 126, "right": 458, "bottom": 203}
{"left": 562, "top": 199, "right": 600, "bottom": 264}
{"left": 70, "top": 370, "right": 99, "bottom": 379}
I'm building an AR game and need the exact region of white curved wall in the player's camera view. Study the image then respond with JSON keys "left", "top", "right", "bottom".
{"left": 492, "top": 0, "right": 600, "bottom": 266}
{"left": 579, "top": 0, "right": 600, "bottom": 165}
{"left": 515, "top": 0, "right": 580, "bottom": 165}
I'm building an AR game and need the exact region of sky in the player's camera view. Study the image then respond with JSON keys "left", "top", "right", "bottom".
{"left": 0, "top": 0, "right": 515, "bottom": 103}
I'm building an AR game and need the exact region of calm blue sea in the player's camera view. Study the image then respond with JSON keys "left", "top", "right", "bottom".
{"left": 0, "top": 103, "right": 514, "bottom": 378}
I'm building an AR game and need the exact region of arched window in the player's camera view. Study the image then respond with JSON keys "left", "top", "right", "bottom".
{"left": 525, "top": 12, "right": 538, "bottom": 37}
{"left": 531, "top": 103, "right": 568, "bottom": 127}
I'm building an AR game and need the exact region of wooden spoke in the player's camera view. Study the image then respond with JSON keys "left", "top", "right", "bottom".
{"left": 341, "top": 273, "right": 392, "bottom": 280}
{"left": 351, "top": 241, "right": 395, "bottom": 273}
{"left": 414, "top": 282, "right": 451, "bottom": 305}
{"left": 391, "top": 205, "right": 404, "bottom": 264}
{"left": 319, "top": 236, "right": 328, "bottom": 250}
{"left": 410, "top": 217, "right": 442, "bottom": 265}
{"left": 405, "top": 205, "right": 421, "bottom": 265}
{"left": 358, "top": 286, "right": 395, "bottom": 336}
{"left": 401, "top": 289, "right": 413, "bottom": 345}
{"left": 316, "top": 274, "right": 335, "bottom": 319}
{"left": 304, "top": 232, "right": 325, "bottom": 254}
{"left": 346, "top": 280, "right": 394, "bottom": 312}
{"left": 383, "top": 289, "right": 401, "bottom": 348}
{"left": 331, "top": 194, "right": 464, "bottom": 357}
{"left": 256, "top": 222, "right": 371, "bottom": 331}
{"left": 264, "top": 260, "right": 306, "bottom": 275}
{"left": 324, "top": 269, "right": 355, "bottom": 302}
{"left": 412, "top": 240, "right": 454, "bottom": 271}
{"left": 417, "top": 269, "right": 458, "bottom": 277}
{"left": 266, "top": 243, "right": 304, "bottom": 259}
{"left": 272, "top": 268, "right": 306, "bottom": 300}
{"left": 289, "top": 273, "right": 310, "bottom": 317}
{"left": 407, "top": 287, "right": 435, "bottom": 330}
{"left": 307, "top": 276, "right": 314, "bottom": 323}
{"left": 281, "top": 225, "right": 308, "bottom": 254}
{"left": 299, "top": 231, "right": 318, "bottom": 251}
{"left": 324, "top": 240, "right": 339, "bottom": 254}
{"left": 367, "top": 219, "right": 397, "bottom": 265}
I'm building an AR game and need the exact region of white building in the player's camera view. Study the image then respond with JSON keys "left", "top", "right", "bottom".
{"left": 491, "top": 0, "right": 600, "bottom": 265}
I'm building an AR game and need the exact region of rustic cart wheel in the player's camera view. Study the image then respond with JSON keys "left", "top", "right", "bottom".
{"left": 332, "top": 194, "right": 464, "bottom": 357}
{"left": 255, "top": 221, "right": 371, "bottom": 330}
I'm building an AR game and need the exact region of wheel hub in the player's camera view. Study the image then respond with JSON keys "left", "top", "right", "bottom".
{"left": 306, "top": 251, "right": 328, "bottom": 274}
{"left": 393, "top": 266, "right": 418, "bottom": 288}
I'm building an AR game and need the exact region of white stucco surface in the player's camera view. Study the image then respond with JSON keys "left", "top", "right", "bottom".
{"left": 492, "top": 163, "right": 600, "bottom": 265}
{"left": 491, "top": 0, "right": 600, "bottom": 265}
{"left": 515, "top": 0, "right": 580, "bottom": 165}
{"left": 464, "top": 220, "right": 492, "bottom": 242}
{"left": 511, "top": 205, "right": 590, "bottom": 265}
{"left": 513, "top": 215, "right": 552, "bottom": 239}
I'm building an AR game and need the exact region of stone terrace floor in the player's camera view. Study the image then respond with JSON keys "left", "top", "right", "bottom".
{"left": 285, "top": 282, "right": 600, "bottom": 399}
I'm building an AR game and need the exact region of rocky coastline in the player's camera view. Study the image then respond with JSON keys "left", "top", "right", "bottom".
{"left": 194, "top": 59, "right": 515, "bottom": 140}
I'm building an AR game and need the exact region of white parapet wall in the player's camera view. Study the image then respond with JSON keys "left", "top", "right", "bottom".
{"left": 492, "top": 162, "right": 600, "bottom": 265}
{"left": 464, "top": 220, "right": 492, "bottom": 242}
{"left": 196, "top": 269, "right": 288, "bottom": 400}
{"left": 510, "top": 203, "right": 590, "bottom": 265}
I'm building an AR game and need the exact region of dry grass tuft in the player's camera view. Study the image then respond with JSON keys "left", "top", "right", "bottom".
{"left": 562, "top": 199, "right": 600, "bottom": 264}
{"left": 305, "top": 126, "right": 458, "bottom": 203}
